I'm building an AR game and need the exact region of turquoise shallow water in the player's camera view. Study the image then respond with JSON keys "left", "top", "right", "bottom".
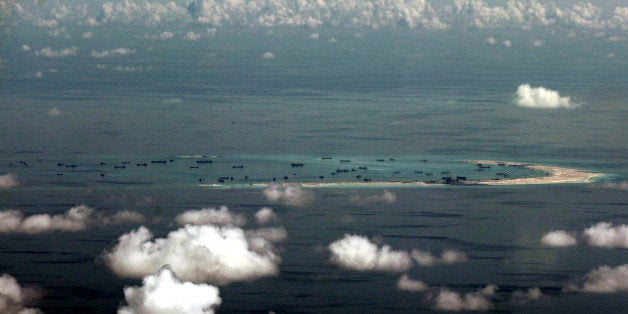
{"left": 1, "top": 153, "right": 556, "bottom": 189}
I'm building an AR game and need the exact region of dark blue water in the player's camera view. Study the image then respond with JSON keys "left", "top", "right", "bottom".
{"left": 0, "top": 27, "right": 626, "bottom": 313}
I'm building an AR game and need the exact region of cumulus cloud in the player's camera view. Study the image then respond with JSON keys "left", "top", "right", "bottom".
{"left": 0, "top": 273, "right": 44, "bottom": 314}
{"left": 411, "top": 249, "right": 467, "bottom": 266}
{"left": 567, "top": 264, "right": 628, "bottom": 293}
{"left": 486, "top": 36, "right": 496, "bottom": 44}
{"left": 114, "top": 66, "right": 141, "bottom": 72}
{"left": 431, "top": 287, "right": 494, "bottom": 311}
{"left": 103, "top": 224, "right": 281, "bottom": 285}
{"left": 397, "top": 274, "right": 428, "bottom": 292}
{"left": 175, "top": 206, "right": 246, "bottom": 227}
{"left": 8, "top": 1, "right": 628, "bottom": 31}
{"left": 158, "top": 31, "right": 174, "bottom": 40}
{"left": 255, "top": 207, "right": 277, "bottom": 225}
{"left": 47, "top": 107, "right": 66, "bottom": 116}
{"left": 350, "top": 190, "right": 397, "bottom": 205}
{"left": 187, "top": 0, "right": 448, "bottom": 29}
{"left": 0, "top": 206, "right": 93, "bottom": 234}
{"left": 184, "top": 31, "right": 202, "bottom": 41}
{"left": 90, "top": 48, "right": 136, "bottom": 58}
{"left": 593, "top": 181, "right": 628, "bottom": 190}
{"left": 541, "top": 230, "right": 578, "bottom": 247}
{"left": 35, "top": 46, "right": 77, "bottom": 57}
{"left": 118, "top": 266, "right": 221, "bottom": 314}
{"left": 480, "top": 284, "right": 499, "bottom": 296}
{"left": 583, "top": 222, "right": 628, "bottom": 248}
{"left": 21, "top": 44, "right": 31, "bottom": 51}
{"left": 247, "top": 227, "right": 288, "bottom": 243}
{"left": 514, "top": 84, "right": 579, "bottom": 109}
{"left": 263, "top": 183, "right": 315, "bottom": 206}
{"left": 511, "top": 287, "right": 543, "bottom": 304}
{"left": 502, "top": 40, "right": 512, "bottom": 47}
{"left": 101, "top": 210, "right": 146, "bottom": 226}
{"left": 0, "top": 173, "right": 19, "bottom": 188}
{"left": 262, "top": 52, "right": 275, "bottom": 59}
{"left": 0, "top": 205, "right": 145, "bottom": 234}
{"left": 328, "top": 234, "right": 412, "bottom": 272}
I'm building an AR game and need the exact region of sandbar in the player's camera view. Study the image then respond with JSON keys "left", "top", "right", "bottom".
{"left": 200, "top": 160, "right": 603, "bottom": 188}
{"left": 464, "top": 160, "right": 603, "bottom": 185}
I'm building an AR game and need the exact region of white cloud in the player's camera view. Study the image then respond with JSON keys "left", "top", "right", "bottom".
{"left": 175, "top": 206, "right": 246, "bottom": 227}
{"left": 101, "top": 210, "right": 146, "bottom": 226}
{"left": 47, "top": 107, "right": 66, "bottom": 116}
{"left": 0, "top": 173, "right": 19, "bottom": 188}
{"left": 118, "top": 266, "right": 221, "bottom": 314}
{"left": 532, "top": 39, "right": 544, "bottom": 46}
{"left": 431, "top": 287, "right": 494, "bottom": 311}
{"left": 350, "top": 190, "right": 396, "bottom": 205}
{"left": 541, "top": 230, "right": 578, "bottom": 247}
{"left": 440, "top": 250, "right": 468, "bottom": 264}
{"left": 8, "top": 1, "right": 628, "bottom": 31}
{"left": 255, "top": 207, "right": 277, "bottom": 225}
{"left": 0, "top": 206, "right": 92, "bottom": 233}
{"left": 514, "top": 84, "right": 579, "bottom": 109}
{"left": 0, "top": 273, "right": 43, "bottom": 314}
{"left": 90, "top": 48, "right": 136, "bottom": 58}
{"left": 567, "top": 264, "right": 628, "bottom": 293}
{"left": 486, "top": 36, "right": 496, "bottom": 44}
{"left": 184, "top": 31, "right": 202, "bottom": 41}
{"left": 594, "top": 181, "right": 628, "bottom": 190}
{"left": 21, "top": 44, "right": 31, "bottom": 51}
{"left": 35, "top": 46, "right": 77, "bottom": 57}
{"left": 511, "top": 287, "right": 543, "bottom": 303}
{"left": 611, "top": 7, "right": 628, "bottom": 30}
{"left": 82, "top": 32, "right": 94, "bottom": 38}
{"left": 480, "top": 284, "right": 499, "bottom": 296}
{"left": 411, "top": 249, "right": 467, "bottom": 266}
{"left": 502, "top": 40, "right": 512, "bottom": 47}
{"left": 328, "top": 234, "right": 412, "bottom": 272}
{"left": 583, "top": 222, "right": 628, "bottom": 248}
{"left": 263, "top": 183, "right": 315, "bottom": 206}
{"left": 158, "top": 31, "right": 174, "bottom": 40}
{"left": 310, "top": 32, "right": 320, "bottom": 40}
{"left": 95, "top": 1, "right": 188, "bottom": 25}
{"left": 104, "top": 224, "right": 281, "bottom": 285}
{"left": 246, "top": 227, "right": 288, "bottom": 243}
{"left": 0, "top": 205, "right": 145, "bottom": 234}
{"left": 34, "top": 19, "right": 58, "bottom": 28}
{"left": 262, "top": 52, "right": 275, "bottom": 59}
{"left": 114, "top": 66, "right": 141, "bottom": 72}
{"left": 397, "top": 274, "right": 428, "bottom": 292}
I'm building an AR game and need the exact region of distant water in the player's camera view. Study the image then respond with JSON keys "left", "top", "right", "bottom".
{"left": 0, "top": 30, "right": 626, "bottom": 313}
{"left": 1, "top": 84, "right": 626, "bottom": 313}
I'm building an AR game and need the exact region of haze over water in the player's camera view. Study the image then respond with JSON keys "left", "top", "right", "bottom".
{"left": 0, "top": 1, "right": 626, "bottom": 313}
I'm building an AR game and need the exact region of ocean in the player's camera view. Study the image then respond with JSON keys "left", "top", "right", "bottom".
{"left": 0, "top": 14, "right": 627, "bottom": 314}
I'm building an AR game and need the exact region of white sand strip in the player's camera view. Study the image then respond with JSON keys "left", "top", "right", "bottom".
{"left": 465, "top": 160, "right": 603, "bottom": 185}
